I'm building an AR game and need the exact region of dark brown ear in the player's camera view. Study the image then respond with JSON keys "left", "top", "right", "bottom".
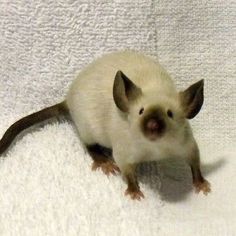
{"left": 180, "top": 79, "right": 204, "bottom": 119}
{"left": 113, "top": 70, "right": 142, "bottom": 112}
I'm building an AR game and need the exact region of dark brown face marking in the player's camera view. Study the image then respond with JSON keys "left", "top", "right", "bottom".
{"left": 140, "top": 107, "right": 166, "bottom": 141}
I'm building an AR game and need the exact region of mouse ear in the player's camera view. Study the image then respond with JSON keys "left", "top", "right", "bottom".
{"left": 113, "top": 70, "right": 142, "bottom": 112}
{"left": 179, "top": 79, "right": 204, "bottom": 119}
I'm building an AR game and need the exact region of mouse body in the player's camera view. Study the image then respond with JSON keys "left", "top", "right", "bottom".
{"left": 67, "top": 51, "right": 193, "bottom": 168}
{"left": 0, "top": 50, "right": 211, "bottom": 200}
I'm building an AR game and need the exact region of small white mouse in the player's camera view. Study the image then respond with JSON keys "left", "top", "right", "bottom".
{"left": 0, "top": 50, "right": 211, "bottom": 200}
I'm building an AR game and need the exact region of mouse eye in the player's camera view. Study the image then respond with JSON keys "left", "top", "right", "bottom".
{"left": 167, "top": 109, "right": 173, "bottom": 118}
{"left": 139, "top": 107, "right": 144, "bottom": 115}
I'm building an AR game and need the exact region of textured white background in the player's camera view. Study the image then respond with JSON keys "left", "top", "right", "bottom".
{"left": 0, "top": 1, "right": 235, "bottom": 235}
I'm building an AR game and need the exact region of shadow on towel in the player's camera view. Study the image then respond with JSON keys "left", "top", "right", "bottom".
{"left": 137, "top": 158, "right": 225, "bottom": 202}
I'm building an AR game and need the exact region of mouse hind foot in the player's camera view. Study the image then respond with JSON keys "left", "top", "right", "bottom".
{"left": 86, "top": 144, "right": 120, "bottom": 176}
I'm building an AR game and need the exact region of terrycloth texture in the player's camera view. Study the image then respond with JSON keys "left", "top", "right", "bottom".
{"left": 0, "top": 1, "right": 235, "bottom": 235}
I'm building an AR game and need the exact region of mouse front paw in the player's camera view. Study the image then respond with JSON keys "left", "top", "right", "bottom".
{"left": 92, "top": 160, "right": 120, "bottom": 176}
{"left": 125, "top": 188, "right": 145, "bottom": 201}
{"left": 193, "top": 179, "right": 211, "bottom": 195}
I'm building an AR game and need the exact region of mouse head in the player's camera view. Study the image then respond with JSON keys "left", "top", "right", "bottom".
{"left": 113, "top": 70, "right": 204, "bottom": 142}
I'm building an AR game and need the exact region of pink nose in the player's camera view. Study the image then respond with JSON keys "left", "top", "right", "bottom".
{"left": 147, "top": 119, "right": 159, "bottom": 131}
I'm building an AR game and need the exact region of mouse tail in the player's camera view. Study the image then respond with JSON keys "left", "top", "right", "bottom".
{"left": 0, "top": 101, "right": 69, "bottom": 155}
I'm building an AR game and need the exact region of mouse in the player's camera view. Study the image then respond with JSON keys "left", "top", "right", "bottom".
{"left": 0, "top": 50, "right": 211, "bottom": 200}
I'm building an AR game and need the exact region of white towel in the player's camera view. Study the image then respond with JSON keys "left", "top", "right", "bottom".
{"left": 0, "top": 1, "right": 235, "bottom": 235}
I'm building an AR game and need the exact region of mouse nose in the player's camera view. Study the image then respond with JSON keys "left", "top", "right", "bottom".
{"left": 142, "top": 117, "right": 166, "bottom": 140}
{"left": 147, "top": 118, "right": 159, "bottom": 131}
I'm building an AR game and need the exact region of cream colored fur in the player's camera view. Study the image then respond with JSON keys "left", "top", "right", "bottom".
{"left": 66, "top": 51, "right": 198, "bottom": 174}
